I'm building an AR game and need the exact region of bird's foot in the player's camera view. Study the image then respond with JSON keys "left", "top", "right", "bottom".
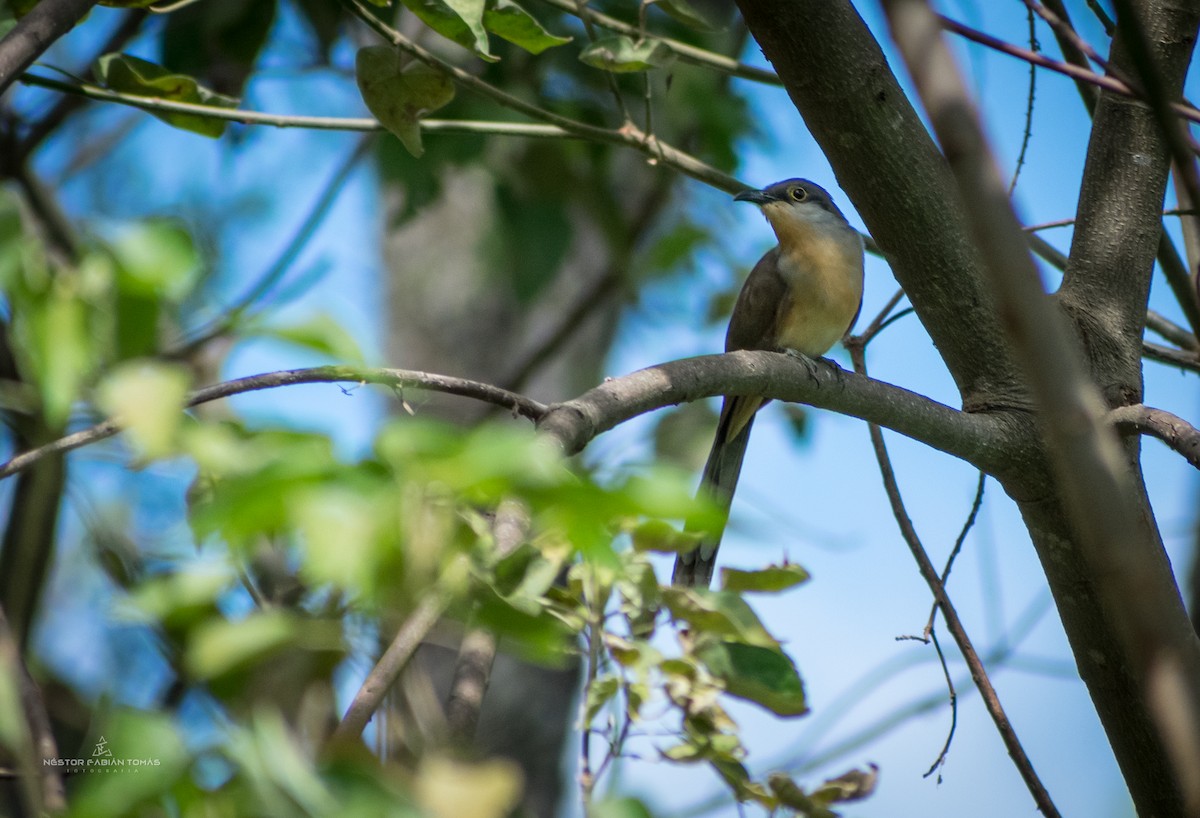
{"left": 782, "top": 348, "right": 822, "bottom": 385}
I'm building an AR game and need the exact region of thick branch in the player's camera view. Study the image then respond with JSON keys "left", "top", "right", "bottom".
{"left": 883, "top": 1, "right": 1200, "bottom": 814}
{"left": 538, "top": 351, "right": 1006, "bottom": 470}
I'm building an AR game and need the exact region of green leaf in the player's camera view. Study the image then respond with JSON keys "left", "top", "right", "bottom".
{"left": 95, "top": 53, "right": 238, "bottom": 137}
{"left": 95, "top": 361, "right": 191, "bottom": 460}
{"left": 416, "top": 756, "right": 524, "bottom": 818}
{"left": 720, "top": 563, "right": 810, "bottom": 594}
{"left": 590, "top": 797, "right": 656, "bottom": 818}
{"left": 67, "top": 711, "right": 190, "bottom": 816}
{"left": 251, "top": 313, "right": 366, "bottom": 364}
{"left": 112, "top": 220, "right": 200, "bottom": 302}
{"left": 651, "top": 0, "right": 716, "bottom": 30}
{"left": 125, "top": 566, "right": 230, "bottom": 629}
{"left": 292, "top": 485, "right": 387, "bottom": 594}
{"left": 579, "top": 35, "right": 672, "bottom": 72}
{"left": 696, "top": 641, "right": 807, "bottom": 716}
{"left": 29, "top": 286, "right": 93, "bottom": 425}
{"left": 484, "top": 0, "right": 571, "bottom": 54}
{"left": 355, "top": 46, "right": 456, "bottom": 157}
{"left": 629, "top": 519, "right": 699, "bottom": 554}
{"left": 584, "top": 674, "right": 619, "bottom": 723}
{"left": 661, "top": 588, "right": 779, "bottom": 649}
{"left": 400, "top": 0, "right": 495, "bottom": 60}
{"left": 186, "top": 611, "right": 299, "bottom": 679}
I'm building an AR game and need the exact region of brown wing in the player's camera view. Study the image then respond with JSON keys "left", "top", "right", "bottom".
{"left": 725, "top": 247, "right": 786, "bottom": 353}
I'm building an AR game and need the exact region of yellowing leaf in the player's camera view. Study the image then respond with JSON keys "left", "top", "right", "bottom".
{"left": 356, "top": 46, "right": 455, "bottom": 156}
{"left": 720, "top": 563, "right": 810, "bottom": 594}
{"left": 416, "top": 756, "right": 524, "bottom": 818}
{"left": 95, "top": 361, "right": 191, "bottom": 460}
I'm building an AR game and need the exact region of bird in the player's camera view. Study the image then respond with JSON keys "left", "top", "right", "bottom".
{"left": 671, "top": 179, "right": 865, "bottom": 588}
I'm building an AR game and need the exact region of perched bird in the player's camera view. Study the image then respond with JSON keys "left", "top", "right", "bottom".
{"left": 672, "top": 179, "right": 865, "bottom": 587}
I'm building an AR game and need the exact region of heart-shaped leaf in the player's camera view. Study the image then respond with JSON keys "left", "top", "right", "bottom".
{"left": 356, "top": 46, "right": 455, "bottom": 157}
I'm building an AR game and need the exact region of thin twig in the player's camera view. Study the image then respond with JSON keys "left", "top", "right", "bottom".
{"left": 849, "top": 339, "right": 1059, "bottom": 817}
{"left": 1007, "top": 4, "right": 1037, "bottom": 196}
{"left": 922, "top": 629, "right": 957, "bottom": 779}
{"left": 18, "top": 72, "right": 575, "bottom": 137}
{"left": 0, "top": 365, "right": 548, "bottom": 480}
{"left": 925, "top": 470, "right": 987, "bottom": 635}
{"left": 938, "top": 14, "right": 1200, "bottom": 127}
{"left": 332, "top": 592, "right": 449, "bottom": 743}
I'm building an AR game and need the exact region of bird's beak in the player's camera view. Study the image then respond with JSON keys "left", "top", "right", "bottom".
{"left": 733, "top": 189, "right": 775, "bottom": 206}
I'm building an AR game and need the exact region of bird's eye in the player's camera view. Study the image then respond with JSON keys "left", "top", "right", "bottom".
{"left": 789, "top": 187, "right": 807, "bottom": 202}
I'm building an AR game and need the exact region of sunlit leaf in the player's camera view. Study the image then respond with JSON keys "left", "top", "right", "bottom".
{"left": 251, "top": 313, "right": 366, "bottom": 364}
{"left": 185, "top": 611, "right": 299, "bottom": 679}
{"left": 695, "top": 641, "right": 807, "bottom": 716}
{"left": 95, "top": 53, "right": 238, "bottom": 137}
{"left": 400, "top": 0, "right": 494, "bottom": 59}
{"left": 112, "top": 220, "right": 200, "bottom": 302}
{"left": 719, "top": 563, "right": 810, "bottom": 594}
{"left": 95, "top": 360, "right": 191, "bottom": 460}
{"left": 416, "top": 755, "right": 524, "bottom": 818}
{"left": 356, "top": 45, "right": 456, "bottom": 156}
{"left": 579, "top": 35, "right": 672, "bottom": 72}
{"left": 629, "top": 519, "right": 699, "bottom": 554}
{"left": 485, "top": 0, "right": 571, "bottom": 54}
{"left": 661, "top": 588, "right": 779, "bottom": 649}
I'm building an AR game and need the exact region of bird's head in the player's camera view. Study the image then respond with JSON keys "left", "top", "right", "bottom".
{"left": 734, "top": 179, "right": 853, "bottom": 247}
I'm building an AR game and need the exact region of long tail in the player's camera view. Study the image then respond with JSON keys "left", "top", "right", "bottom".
{"left": 671, "top": 396, "right": 758, "bottom": 587}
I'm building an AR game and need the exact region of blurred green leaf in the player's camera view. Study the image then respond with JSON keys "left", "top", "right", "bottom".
{"left": 485, "top": 0, "right": 571, "bottom": 54}
{"left": 28, "top": 285, "right": 92, "bottom": 425}
{"left": 696, "top": 641, "right": 807, "bottom": 716}
{"left": 356, "top": 45, "right": 455, "bottom": 156}
{"left": 662, "top": 588, "right": 778, "bottom": 649}
{"left": 651, "top": 0, "right": 715, "bottom": 30}
{"left": 186, "top": 611, "right": 299, "bottom": 679}
{"left": 629, "top": 519, "right": 698, "bottom": 554}
{"left": 579, "top": 35, "right": 672, "bottom": 72}
{"left": 225, "top": 709, "right": 339, "bottom": 815}
{"left": 112, "top": 221, "right": 199, "bottom": 302}
{"left": 126, "top": 565, "right": 230, "bottom": 630}
{"left": 96, "top": 53, "right": 238, "bottom": 137}
{"left": 292, "top": 484, "right": 388, "bottom": 594}
{"left": 591, "top": 797, "right": 656, "bottom": 818}
{"left": 66, "top": 711, "right": 190, "bottom": 817}
{"left": 720, "top": 563, "right": 810, "bottom": 594}
{"left": 416, "top": 755, "right": 524, "bottom": 818}
{"left": 95, "top": 360, "right": 191, "bottom": 460}
{"left": 251, "top": 313, "right": 366, "bottom": 364}
{"left": 584, "top": 673, "right": 619, "bottom": 723}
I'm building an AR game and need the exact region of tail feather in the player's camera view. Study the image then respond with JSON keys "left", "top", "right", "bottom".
{"left": 672, "top": 396, "right": 757, "bottom": 587}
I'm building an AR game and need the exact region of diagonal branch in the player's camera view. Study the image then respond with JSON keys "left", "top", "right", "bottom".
{"left": 0, "top": 0, "right": 99, "bottom": 95}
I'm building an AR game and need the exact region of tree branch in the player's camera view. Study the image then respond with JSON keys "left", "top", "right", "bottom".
{"left": 1109, "top": 404, "right": 1200, "bottom": 470}
{"left": 0, "top": 366, "right": 548, "bottom": 480}
{"left": 331, "top": 592, "right": 448, "bottom": 744}
{"left": 0, "top": 0, "right": 99, "bottom": 95}
{"left": 883, "top": 1, "right": 1200, "bottom": 814}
